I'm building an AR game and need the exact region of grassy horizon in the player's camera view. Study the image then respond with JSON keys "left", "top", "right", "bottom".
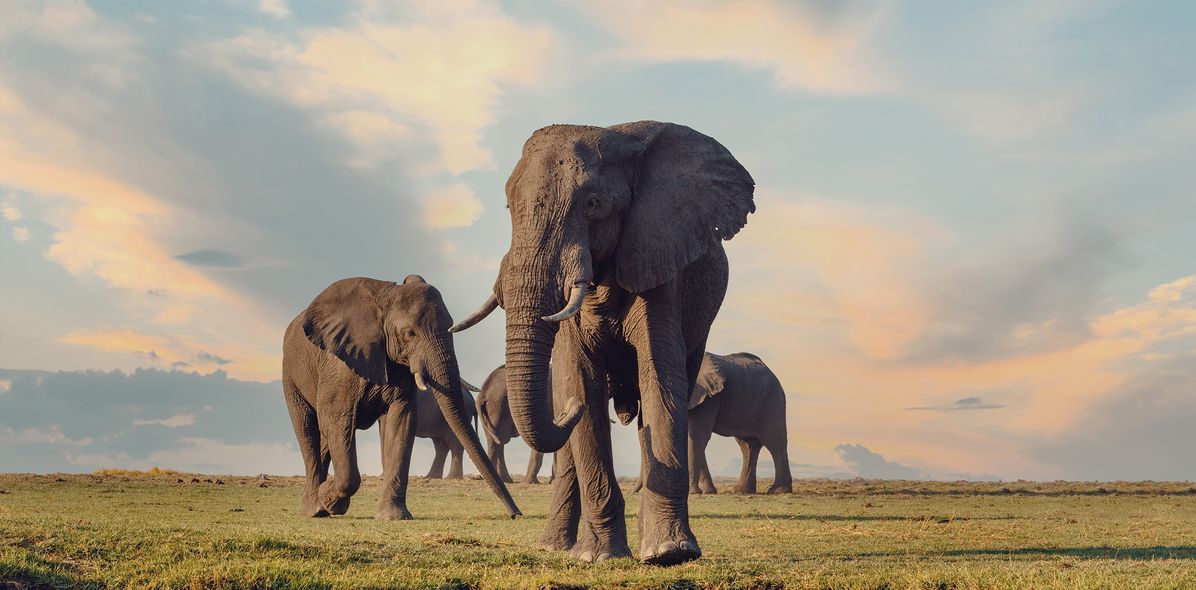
{"left": 2, "top": 474, "right": 1195, "bottom": 589}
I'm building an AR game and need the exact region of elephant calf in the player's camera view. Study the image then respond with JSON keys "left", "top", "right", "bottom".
{"left": 415, "top": 386, "right": 479, "bottom": 480}
{"left": 281, "top": 275, "right": 519, "bottom": 520}
{"left": 632, "top": 351, "right": 792, "bottom": 495}
{"left": 475, "top": 364, "right": 552, "bottom": 484}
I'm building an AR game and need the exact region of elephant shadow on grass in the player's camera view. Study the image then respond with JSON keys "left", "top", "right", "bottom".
{"left": 853, "top": 545, "right": 1196, "bottom": 561}
{"left": 690, "top": 512, "right": 1023, "bottom": 522}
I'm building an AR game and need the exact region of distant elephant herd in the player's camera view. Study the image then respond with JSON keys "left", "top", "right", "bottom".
{"left": 281, "top": 121, "right": 777, "bottom": 565}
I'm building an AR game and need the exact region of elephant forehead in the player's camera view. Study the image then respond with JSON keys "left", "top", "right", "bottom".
{"left": 389, "top": 284, "right": 452, "bottom": 329}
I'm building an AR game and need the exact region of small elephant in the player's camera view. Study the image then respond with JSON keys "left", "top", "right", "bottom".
{"left": 281, "top": 275, "right": 520, "bottom": 520}
{"left": 415, "top": 386, "right": 480, "bottom": 480}
{"left": 630, "top": 352, "right": 792, "bottom": 495}
{"left": 451, "top": 121, "right": 755, "bottom": 564}
{"left": 475, "top": 364, "right": 552, "bottom": 484}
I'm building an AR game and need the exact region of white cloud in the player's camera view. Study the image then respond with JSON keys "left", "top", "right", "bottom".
{"left": 133, "top": 413, "right": 196, "bottom": 428}
{"left": 257, "top": 0, "right": 289, "bottom": 19}
{"left": 1, "top": 204, "right": 20, "bottom": 220}
{"left": 579, "top": 0, "right": 888, "bottom": 94}
{"left": 422, "top": 183, "right": 483, "bottom": 229}
{"left": 195, "top": 0, "right": 554, "bottom": 174}
{"left": 0, "top": 379, "right": 10, "bottom": 394}
{"left": 0, "top": 425, "right": 94, "bottom": 447}
{"left": 11, "top": 226, "right": 29, "bottom": 243}
{"left": 145, "top": 437, "right": 300, "bottom": 475}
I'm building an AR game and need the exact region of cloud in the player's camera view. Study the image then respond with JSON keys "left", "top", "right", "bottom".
{"left": 0, "top": 379, "right": 9, "bottom": 394}
{"left": 256, "top": 0, "right": 289, "bottom": 19}
{"left": 422, "top": 183, "right": 483, "bottom": 229}
{"left": 175, "top": 249, "right": 246, "bottom": 268}
{"left": 195, "top": 351, "right": 233, "bottom": 366}
{"left": 1, "top": 204, "right": 20, "bottom": 220}
{"left": 834, "top": 443, "right": 923, "bottom": 479}
{"left": 11, "top": 226, "right": 29, "bottom": 243}
{"left": 133, "top": 413, "right": 196, "bottom": 428}
{"left": 906, "top": 396, "right": 1006, "bottom": 412}
{"left": 194, "top": 0, "right": 554, "bottom": 174}
{"left": 578, "top": 0, "right": 888, "bottom": 94}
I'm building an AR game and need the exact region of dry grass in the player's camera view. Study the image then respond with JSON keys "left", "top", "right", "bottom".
{"left": 89, "top": 466, "right": 182, "bottom": 478}
{"left": 2, "top": 474, "right": 1195, "bottom": 589}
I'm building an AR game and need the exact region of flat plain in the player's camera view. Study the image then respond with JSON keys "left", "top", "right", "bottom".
{"left": 2, "top": 473, "right": 1195, "bottom": 589}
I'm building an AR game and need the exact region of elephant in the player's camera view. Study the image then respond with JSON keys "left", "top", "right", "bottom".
{"left": 475, "top": 364, "right": 552, "bottom": 484}
{"left": 451, "top": 121, "right": 755, "bottom": 564}
{"left": 414, "top": 386, "right": 480, "bottom": 480}
{"left": 632, "top": 352, "right": 793, "bottom": 495}
{"left": 281, "top": 275, "right": 520, "bottom": 520}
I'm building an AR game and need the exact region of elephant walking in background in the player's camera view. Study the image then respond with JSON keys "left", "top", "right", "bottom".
{"left": 629, "top": 352, "right": 792, "bottom": 496}
{"left": 475, "top": 364, "right": 552, "bottom": 484}
{"left": 281, "top": 276, "right": 520, "bottom": 520}
{"left": 687, "top": 352, "right": 792, "bottom": 495}
{"left": 415, "top": 386, "right": 479, "bottom": 480}
{"left": 452, "top": 121, "right": 755, "bottom": 564}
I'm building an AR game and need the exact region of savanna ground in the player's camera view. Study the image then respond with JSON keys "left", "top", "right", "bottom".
{"left": 2, "top": 473, "right": 1195, "bottom": 589}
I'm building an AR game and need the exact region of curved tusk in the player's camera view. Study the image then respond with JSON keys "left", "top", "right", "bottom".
{"left": 413, "top": 370, "right": 429, "bottom": 392}
{"left": 460, "top": 377, "right": 481, "bottom": 392}
{"left": 541, "top": 282, "right": 589, "bottom": 323}
{"left": 449, "top": 294, "right": 499, "bottom": 333}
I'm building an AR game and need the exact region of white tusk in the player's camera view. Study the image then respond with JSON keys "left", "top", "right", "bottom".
{"left": 541, "top": 282, "right": 589, "bottom": 323}
{"left": 413, "top": 371, "right": 429, "bottom": 391}
{"left": 449, "top": 294, "right": 499, "bottom": 333}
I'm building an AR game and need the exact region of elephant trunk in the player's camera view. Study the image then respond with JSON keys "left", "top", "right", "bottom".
{"left": 503, "top": 260, "right": 584, "bottom": 454}
{"left": 424, "top": 341, "right": 522, "bottom": 518}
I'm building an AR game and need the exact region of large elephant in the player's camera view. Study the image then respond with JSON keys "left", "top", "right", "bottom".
{"left": 415, "top": 386, "right": 479, "bottom": 480}
{"left": 281, "top": 275, "right": 520, "bottom": 520}
{"left": 637, "top": 352, "right": 793, "bottom": 495}
{"left": 452, "top": 121, "right": 755, "bottom": 564}
{"left": 475, "top": 364, "right": 551, "bottom": 484}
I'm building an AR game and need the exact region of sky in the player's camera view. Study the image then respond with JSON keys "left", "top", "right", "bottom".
{"left": 1, "top": 0, "right": 1194, "bottom": 481}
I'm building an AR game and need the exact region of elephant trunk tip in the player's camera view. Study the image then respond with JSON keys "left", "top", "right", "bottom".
{"left": 525, "top": 397, "right": 584, "bottom": 453}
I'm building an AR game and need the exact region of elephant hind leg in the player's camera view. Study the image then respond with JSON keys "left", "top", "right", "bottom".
{"left": 284, "top": 380, "right": 327, "bottom": 518}
{"left": 525, "top": 450, "right": 544, "bottom": 484}
{"left": 764, "top": 436, "right": 793, "bottom": 494}
{"left": 447, "top": 440, "right": 464, "bottom": 480}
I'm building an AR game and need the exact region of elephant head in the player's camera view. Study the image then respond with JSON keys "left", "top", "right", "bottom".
{"left": 303, "top": 274, "right": 520, "bottom": 516}
{"left": 452, "top": 122, "right": 755, "bottom": 453}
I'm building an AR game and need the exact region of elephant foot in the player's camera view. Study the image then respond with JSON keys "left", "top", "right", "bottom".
{"left": 299, "top": 495, "right": 329, "bottom": 518}
{"left": 375, "top": 504, "right": 414, "bottom": 521}
{"left": 569, "top": 519, "right": 631, "bottom": 563}
{"left": 526, "top": 476, "right": 541, "bottom": 484}
{"left": 767, "top": 482, "right": 793, "bottom": 495}
{"left": 446, "top": 474, "right": 463, "bottom": 481}
{"left": 424, "top": 473, "right": 442, "bottom": 480}
{"left": 537, "top": 532, "right": 575, "bottom": 553}
{"left": 637, "top": 501, "right": 701, "bottom": 565}
{"left": 317, "top": 482, "right": 352, "bottom": 515}
{"left": 730, "top": 482, "right": 757, "bottom": 495}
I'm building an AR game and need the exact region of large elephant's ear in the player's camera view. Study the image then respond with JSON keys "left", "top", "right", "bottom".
{"left": 302, "top": 278, "right": 392, "bottom": 384}
{"left": 610, "top": 121, "right": 755, "bottom": 293}
{"left": 688, "top": 353, "right": 727, "bottom": 410}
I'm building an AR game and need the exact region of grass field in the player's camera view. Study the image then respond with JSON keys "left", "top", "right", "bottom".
{"left": 2, "top": 474, "right": 1195, "bottom": 589}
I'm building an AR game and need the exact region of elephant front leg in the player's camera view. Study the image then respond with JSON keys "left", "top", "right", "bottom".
{"left": 525, "top": 450, "right": 544, "bottom": 484}
{"left": 283, "top": 383, "right": 327, "bottom": 517}
{"left": 447, "top": 441, "right": 464, "bottom": 480}
{"left": 633, "top": 315, "right": 701, "bottom": 564}
{"left": 377, "top": 399, "right": 416, "bottom": 520}
{"left": 538, "top": 439, "right": 580, "bottom": 552}
{"left": 425, "top": 439, "right": 448, "bottom": 479}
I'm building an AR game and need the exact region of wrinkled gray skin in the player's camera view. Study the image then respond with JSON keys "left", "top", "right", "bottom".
{"left": 632, "top": 352, "right": 792, "bottom": 495}
{"left": 281, "top": 276, "right": 520, "bottom": 520}
{"left": 415, "top": 388, "right": 478, "bottom": 480}
{"left": 476, "top": 365, "right": 552, "bottom": 484}
{"left": 452, "top": 121, "right": 754, "bottom": 565}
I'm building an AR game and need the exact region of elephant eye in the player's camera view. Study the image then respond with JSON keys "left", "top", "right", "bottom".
{"left": 403, "top": 328, "right": 417, "bottom": 340}
{"left": 586, "top": 196, "right": 600, "bottom": 210}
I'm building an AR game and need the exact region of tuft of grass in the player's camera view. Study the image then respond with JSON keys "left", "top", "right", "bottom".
{"left": 1, "top": 474, "right": 1195, "bottom": 589}
{"left": 91, "top": 466, "right": 182, "bottom": 478}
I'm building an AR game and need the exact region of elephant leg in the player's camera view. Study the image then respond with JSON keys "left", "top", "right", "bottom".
{"left": 687, "top": 402, "right": 718, "bottom": 495}
{"left": 447, "top": 440, "right": 464, "bottom": 480}
{"left": 549, "top": 453, "right": 556, "bottom": 484}
{"left": 486, "top": 439, "right": 512, "bottom": 484}
{"left": 538, "top": 438, "right": 580, "bottom": 552}
{"left": 426, "top": 439, "right": 448, "bottom": 479}
{"left": 284, "top": 381, "right": 326, "bottom": 517}
{"left": 764, "top": 435, "right": 793, "bottom": 494}
{"left": 733, "top": 438, "right": 762, "bottom": 494}
{"left": 377, "top": 399, "right": 415, "bottom": 520}
{"left": 525, "top": 450, "right": 544, "bottom": 484}
{"left": 317, "top": 404, "right": 361, "bottom": 516}
{"left": 554, "top": 331, "right": 630, "bottom": 563}
{"left": 497, "top": 443, "right": 513, "bottom": 484}
{"left": 633, "top": 313, "right": 701, "bottom": 565}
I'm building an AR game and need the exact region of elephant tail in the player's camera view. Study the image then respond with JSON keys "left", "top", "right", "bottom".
{"left": 477, "top": 401, "right": 501, "bottom": 446}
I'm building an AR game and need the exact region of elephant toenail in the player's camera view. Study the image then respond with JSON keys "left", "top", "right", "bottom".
{"left": 579, "top": 551, "right": 593, "bottom": 562}
{"left": 596, "top": 552, "right": 612, "bottom": 562}
{"left": 658, "top": 541, "right": 678, "bottom": 555}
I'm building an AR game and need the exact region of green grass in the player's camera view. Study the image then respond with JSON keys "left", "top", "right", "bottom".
{"left": 2, "top": 474, "right": 1195, "bottom": 589}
